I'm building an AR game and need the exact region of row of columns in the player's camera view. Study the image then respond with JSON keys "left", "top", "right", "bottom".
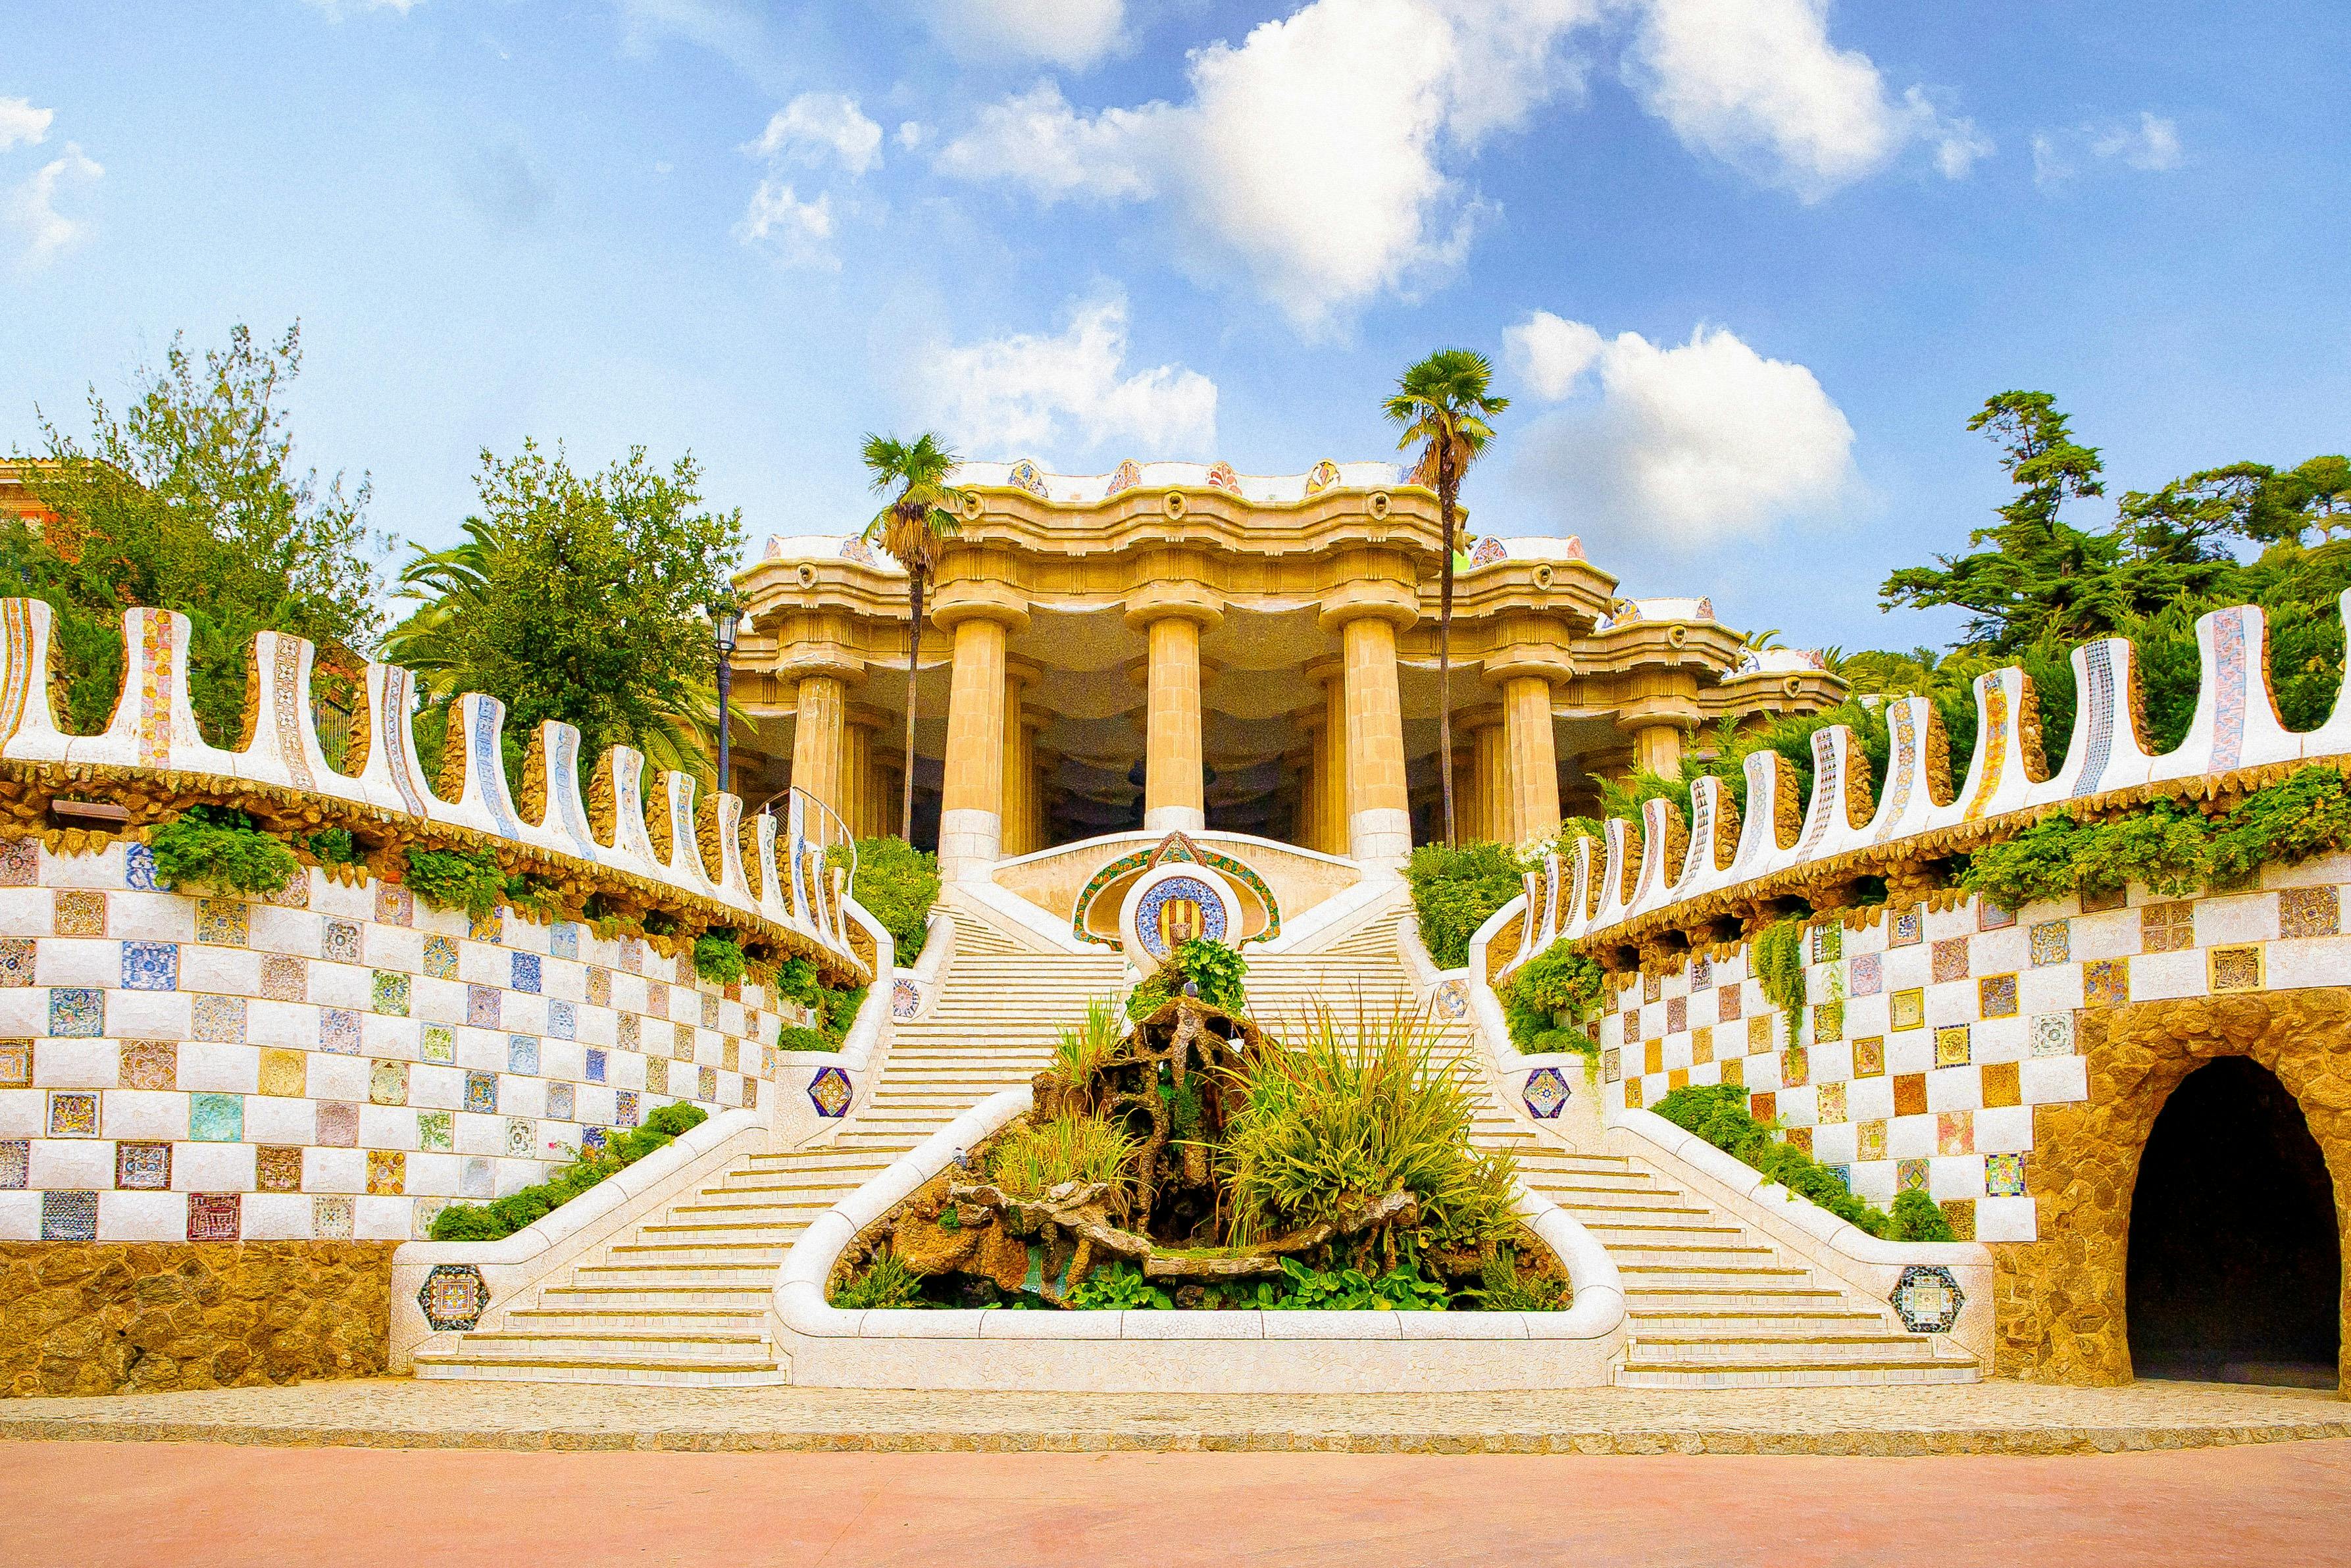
{"left": 787, "top": 670, "right": 903, "bottom": 841}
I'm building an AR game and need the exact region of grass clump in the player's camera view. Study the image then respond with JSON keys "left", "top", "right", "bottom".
{"left": 834, "top": 1247, "right": 927, "bottom": 1309}
{"left": 1065, "top": 1262, "right": 1172, "bottom": 1311}
{"left": 428, "top": 1102, "right": 708, "bottom": 1241}
{"left": 989, "top": 1112, "right": 1141, "bottom": 1203}
{"left": 1220, "top": 1001, "right": 1517, "bottom": 1252}
{"left": 1049, "top": 998, "right": 1126, "bottom": 1099}
{"left": 1403, "top": 840, "right": 1527, "bottom": 969}
{"left": 148, "top": 805, "right": 301, "bottom": 897}
{"left": 403, "top": 844, "right": 507, "bottom": 921}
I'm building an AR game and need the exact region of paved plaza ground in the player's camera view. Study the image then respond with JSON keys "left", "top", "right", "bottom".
{"left": 7, "top": 1434, "right": 2351, "bottom": 1566}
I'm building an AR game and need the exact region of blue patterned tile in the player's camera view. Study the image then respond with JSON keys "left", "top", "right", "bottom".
{"left": 120, "top": 940, "right": 178, "bottom": 992}
{"left": 188, "top": 1091, "right": 243, "bottom": 1142}
{"left": 48, "top": 988, "right": 104, "bottom": 1037}
{"left": 584, "top": 1048, "right": 606, "bottom": 1084}
{"left": 464, "top": 1070, "right": 498, "bottom": 1114}
{"left": 507, "top": 1034, "right": 538, "bottom": 1075}
{"left": 467, "top": 985, "right": 499, "bottom": 1028}
{"left": 615, "top": 1088, "right": 639, "bottom": 1128}
{"left": 580, "top": 1126, "right": 608, "bottom": 1155}
{"left": 511, "top": 953, "right": 541, "bottom": 994}
{"left": 547, "top": 1000, "right": 576, "bottom": 1040}
{"left": 546, "top": 1080, "right": 575, "bottom": 1120}
{"left": 124, "top": 843, "right": 163, "bottom": 890}
{"left": 551, "top": 923, "right": 580, "bottom": 961}
{"left": 422, "top": 934, "right": 459, "bottom": 979}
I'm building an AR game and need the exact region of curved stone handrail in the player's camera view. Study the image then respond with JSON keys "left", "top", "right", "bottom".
{"left": 768, "top": 1087, "right": 1629, "bottom": 1392}
{"left": 1501, "top": 597, "right": 2348, "bottom": 963}
{"left": 0, "top": 599, "right": 866, "bottom": 980}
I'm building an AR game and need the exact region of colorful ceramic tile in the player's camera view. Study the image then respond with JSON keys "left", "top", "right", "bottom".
{"left": 1601, "top": 1048, "right": 1621, "bottom": 1083}
{"left": 1644, "top": 1040, "right": 1664, "bottom": 1076}
{"left": 675, "top": 1023, "right": 696, "bottom": 1059}
{"left": 50, "top": 988, "right": 105, "bottom": 1036}
{"left": 261, "top": 954, "right": 307, "bottom": 1001}
{"left": 1930, "top": 938, "right": 1970, "bottom": 984}
{"left": 722, "top": 1038, "right": 740, "bottom": 1073}
{"left": 2084, "top": 958, "right": 2130, "bottom": 1009}
{"left": 320, "top": 1008, "right": 361, "bottom": 1055}
{"left": 700, "top": 993, "right": 719, "bottom": 1029}
{"left": 1934, "top": 1024, "right": 1972, "bottom": 1067}
{"left": 315, "top": 1101, "right": 359, "bottom": 1146}
{"left": 416, "top": 1107, "right": 454, "bottom": 1151}
{"left": 1665, "top": 996, "right": 1686, "bottom": 1034}
{"left": 1849, "top": 952, "right": 1882, "bottom": 997}
{"left": 1890, "top": 1263, "right": 1965, "bottom": 1332}
{"left": 0, "top": 1138, "right": 26, "bottom": 1189}
{"left": 1982, "top": 1061, "right": 2022, "bottom": 1108}
{"left": 1887, "top": 907, "right": 1921, "bottom": 948}
{"left": 620, "top": 936, "right": 644, "bottom": 974}
{"left": 1857, "top": 1119, "right": 1887, "bottom": 1161}
{"left": 120, "top": 940, "right": 178, "bottom": 991}
{"left": 1749, "top": 1090, "right": 1777, "bottom": 1124}
{"left": 619, "top": 1013, "right": 641, "bottom": 1051}
{"left": 2141, "top": 901, "right": 2195, "bottom": 953}
{"left": 697, "top": 1065, "right": 718, "bottom": 1102}
{"left": 195, "top": 898, "right": 248, "bottom": 947}
{"left": 1691, "top": 1025, "right": 1713, "bottom": 1065}
{"left": 41, "top": 1190, "right": 98, "bottom": 1241}
{"left": 469, "top": 911, "right": 503, "bottom": 945}
{"left": 742, "top": 1078, "right": 759, "bottom": 1109}
{"left": 551, "top": 923, "right": 580, "bottom": 961}
{"left": 322, "top": 919, "right": 362, "bottom": 965}
{"left": 369, "top": 1059, "right": 409, "bottom": 1106}
{"left": 421, "top": 1024, "right": 455, "bottom": 1064}
{"left": 615, "top": 1088, "right": 640, "bottom": 1128}
{"left": 1978, "top": 903, "right": 2015, "bottom": 932}
{"left": 2279, "top": 885, "right": 2341, "bottom": 940}
{"left": 1782, "top": 1045, "right": 1810, "bottom": 1088}
{"left": 511, "top": 952, "right": 542, "bottom": 994}
{"left": 256, "top": 1145, "right": 304, "bottom": 1192}
{"left": 189, "top": 1091, "right": 243, "bottom": 1141}
{"left": 1811, "top": 923, "right": 1842, "bottom": 964}
{"left": 47, "top": 1088, "right": 99, "bottom": 1138}
{"left": 375, "top": 883, "right": 413, "bottom": 926}
{"left": 587, "top": 967, "right": 611, "bottom": 1007}
{"left": 366, "top": 1150, "right": 405, "bottom": 1196}
{"left": 467, "top": 984, "right": 499, "bottom": 1028}
{"left": 124, "top": 843, "right": 162, "bottom": 891}
{"left": 1890, "top": 988, "right": 1925, "bottom": 1032}
{"left": 507, "top": 1034, "right": 538, "bottom": 1075}
{"left": 1643, "top": 970, "right": 1663, "bottom": 1005}
{"left": 1985, "top": 1152, "right": 2027, "bottom": 1199}
{"left": 581, "top": 1126, "right": 609, "bottom": 1155}
{"left": 0, "top": 940, "right": 36, "bottom": 988}
{"left": 547, "top": 1081, "right": 576, "bottom": 1120}
{"left": 0, "top": 838, "right": 39, "bottom": 888}
{"left": 372, "top": 970, "right": 410, "bottom": 1017}
{"left": 1937, "top": 1109, "right": 1974, "bottom": 1155}
{"left": 1717, "top": 986, "right": 1742, "bottom": 1021}
{"left": 313, "top": 1195, "right": 355, "bottom": 1238}
{"left": 191, "top": 1001, "right": 244, "bottom": 1048}
{"left": 1811, "top": 1001, "right": 1844, "bottom": 1043}
{"left": 1979, "top": 974, "right": 2019, "bottom": 1019}
{"left": 120, "top": 1038, "right": 174, "bottom": 1090}
{"left": 1939, "top": 1199, "right": 1977, "bottom": 1241}
{"left": 2029, "top": 920, "right": 2071, "bottom": 967}
{"left": 546, "top": 1000, "right": 576, "bottom": 1040}
{"left": 1783, "top": 1126, "right": 1813, "bottom": 1157}
{"left": 116, "top": 1140, "right": 171, "bottom": 1190}
{"left": 1893, "top": 1073, "right": 1928, "bottom": 1117}
{"left": 465, "top": 1071, "right": 497, "bottom": 1114}
{"left": 1625, "top": 1079, "right": 1644, "bottom": 1109}
{"left": 1748, "top": 1015, "right": 1772, "bottom": 1053}
{"left": 1896, "top": 1157, "right": 1930, "bottom": 1195}
{"left": 1850, "top": 1036, "right": 1884, "bottom": 1078}
{"left": 807, "top": 1065, "right": 852, "bottom": 1117}
{"left": 257, "top": 1048, "right": 306, "bottom": 1098}
{"left": 1817, "top": 1081, "right": 1846, "bottom": 1123}
{"left": 584, "top": 1048, "right": 606, "bottom": 1084}
{"left": 505, "top": 1117, "right": 534, "bottom": 1157}
{"left": 1720, "top": 1057, "right": 1744, "bottom": 1086}
{"left": 422, "top": 935, "right": 459, "bottom": 979}
{"left": 0, "top": 1039, "right": 29, "bottom": 1088}
{"left": 1691, "top": 957, "right": 1713, "bottom": 991}
{"left": 645, "top": 982, "right": 669, "bottom": 1019}
{"left": 53, "top": 890, "right": 106, "bottom": 937}
{"left": 2209, "top": 944, "right": 2265, "bottom": 993}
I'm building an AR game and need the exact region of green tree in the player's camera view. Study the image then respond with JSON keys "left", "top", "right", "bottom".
{"left": 382, "top": 441, "right": 742, "bottom": 786}
{"left": 859, "top": 433, "right": 970, "bottom": 842}
{"left": 7, "top": 322, "right": 382, "bottom": 740}
{"left": 1385, "top": 349, "right": 1508, "bottom": 847}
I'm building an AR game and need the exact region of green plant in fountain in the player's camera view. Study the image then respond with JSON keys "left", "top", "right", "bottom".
{"left": 988, "top": 1112, "right": 1142, "bottom": 1203}
{"left": 1049, "top": 998, "right": 1127, "bottom": 1106}
{"left": 147, "top": 805, "right": 302, "bottom": 898}
{"left": 1219, "top": 1000, "right": 1517, "bottom": 1252}
{"left": 1467, "top": 1246, "right": 1567, "bottom": 1312}
{"left": 1499, "top": 941, "right": 1605, "bottom": 1057}
{"left": 1125, "top": 936, "right": 1247, "bottom": 1021}
{"left": 1065, "top": 1262, "right": 1172, "bottom": 1311}
{"left": 835, "top": 1246, "right": 927, "bottom": 1309}
{"left": 402, "top": 844, "right": 507, "bottom": 921}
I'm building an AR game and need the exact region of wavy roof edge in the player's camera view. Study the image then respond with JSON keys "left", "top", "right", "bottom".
{"left": 951, "top": 459, "right": 1401, "bottom": 506}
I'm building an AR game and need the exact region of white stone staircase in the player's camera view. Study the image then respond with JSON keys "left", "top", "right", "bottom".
{"left": 1242, "top": 898, "right": 1979, "bottom": 1389}
{"left": 411, "top": 909, "right": 1125, "bottom": 1385}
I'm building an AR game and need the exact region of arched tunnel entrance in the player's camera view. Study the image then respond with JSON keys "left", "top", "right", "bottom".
{"left": 2127, "top": 1056, "right": 2342, "bottom": 1388}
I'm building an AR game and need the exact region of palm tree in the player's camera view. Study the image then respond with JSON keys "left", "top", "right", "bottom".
{"left": 861, "top": 433, "right": 971, "bottom": 842}
{"left": 1384, "top": 350, "right": 1508, "bottom": 848}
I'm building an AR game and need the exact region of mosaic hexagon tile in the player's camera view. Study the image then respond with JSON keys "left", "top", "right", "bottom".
{"left": 1890, "top": 1265, "right": 1964, "bottom": 1334}
{"left": 1522, "top": 1066, "right": 1571, "bottom": 1119}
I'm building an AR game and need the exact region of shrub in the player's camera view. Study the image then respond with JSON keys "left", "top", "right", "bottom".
{"left": 693, "top": 930, "right": 746, "bottom": 986}
{"left": 988, "top": 1113, "right": 1140, "bottom": 1201}
{"left": 1500, "top": 942, "right": 1606, "bottom": 1055}
{"left": 1221, "top": 1001, "right": 1517, "bottom": 1250}
{"left": 772, "top": 955, "right": 821, "bottom": 1008}
{"left": 1067, "top": 1261, "right": 1171, "bottom": 1310}
{"left": 1886, "top": 1188, "right": 1957, "bottom": 1242}
{"left": 302, "top": 826, "right": 364, "bottom": 867}
{"left": 1404, "top": 841, "right": 1526, "bottom": 969}
{"left": 1653, "top": 1083, "right": 1894, "bottom": 1238}
{"left": 148, "top": 805, "right": 301, "bottom": 897}
{"left": 428, "top": 1101, "right": 707, "bottom": 1240}
{"left": 1232, "top": 1256, "right": 1450, "bottom": 1311}
{"left": 851, "top": 836, "right": 940, "bottom": 962}
{"left": 1050, "top": 998, "right": 1126, "bottom": 1090}
{"left": 1467, "top": 1246, "right": 1567, "bottom": 1312}
{"left": 1752, "top": 918, "right": 1807, "bottom": 1038}
{"left": 403, "top": 844, "right": 507, "bottom": 921}
{"left": 834, "top": 1247, "right": 926, "bottom": 1309}
{"left": 775, "top": 1024, "right": 831, "bottom": 1054}
{"left": 1125, "top": 936, "right": 1246, "bottom": 1021}
{"left": 501, "top": 872, "right": 561, "bottom": 924}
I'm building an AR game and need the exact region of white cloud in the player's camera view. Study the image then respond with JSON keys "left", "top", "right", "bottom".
{"left": 746, "top": 93, "right": 884, "bottom": 178}
{"left": 896, "top": 121, "right": 928, "bottom": 150}
{"left": 1507, "top": 313, "right": 1854, "bottom": 543}
{"left": 2092, "top": 111, "right": 2183, "bottom": 172}
{"left": 7, "top": 143, "right": 103, "bottom": 266}
{"left": 0, "top": 97, "right": 54, "bottom": 153}
{"left": 919, "top": 0, "right": 1130, "bottom": 72}
{"left": 299, "top": 0, "right": 422, "bottom": 14}
{"left": 940, "top": 0, "right": 1600, "bottom": 332}
{"left": 1626, "top": 0, "right": 1987, "bottom": 199}
{"left": 733, "top": 180, "right": 837, "bottom": 268}
{"left": 915, "top": 293, "right": 1217, "bottom": 461}
{"left": 2035, "top": 111, "right": 2184, "bottom": 188}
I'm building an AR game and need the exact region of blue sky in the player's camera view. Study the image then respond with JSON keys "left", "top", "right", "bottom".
{"left": 3, "top": 0, "right": 2346, "bottom": 653}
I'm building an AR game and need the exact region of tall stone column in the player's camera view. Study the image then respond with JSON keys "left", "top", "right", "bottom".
{"left": 999, "top": 661, "right": 1033, "bottom": 857}
{"left": 1309, "top": 660, "right": 1350, "bottom": 858}
{"left": 790, "top": 672, "right": 847, "bottom": 824}
{"left": 1294, "top": 713, "right": 1323, "bottom": 853}
{"left": 1336, "top": 614, "right": 1412, "bottom": 869}
{"left": 872, "top": 744, "right": 905, "bottom": 842}
{"left": 1030, "top": 738, "right": 1057, "bottom": 853}
{"left": 1465, "top": 709, "right": 1505, "bottom": 846}
{"left": 1126, "top": 586, "right": 1221, "bottom": 833}
{"left": 1617, "top": 668, "right": 1700, "bottom": 780}
{"left": 842, "top": 715, "right": 874, "bottom": 838}
{"left": 1503, "top": 675, "right": 1563, "bottom": 846}
{"left": 934, "top": 590, "right": 1026, "bottom": 881}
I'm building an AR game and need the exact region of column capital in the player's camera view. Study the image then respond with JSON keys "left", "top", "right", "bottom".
{"left": 1482, "top": 645, "right": 1576, "bottom": 688}
{"left": 1121, "top": 580, "right": 1226, "bottom": 634}
{"left": 1003, "top": 656, "right": 1045, "bottom": 693}
{"left": 1315, "top": 580, "right": 1419, "bottom": 635}
{"left": 930, "top": 581, "right": 1032, "bottom": 635}
{"left": 1304, "top": 655, "right": 1348, "bottom": 689}
{"left": 1458, "top": 701, "right": 1505, "bottom": 733}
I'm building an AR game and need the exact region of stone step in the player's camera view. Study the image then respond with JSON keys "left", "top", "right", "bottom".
{"left": 1573, "top": 1220, "right": 1751, "bottom": 1246}
{"left": 412, "top": 1352, "right": 787, "bottom": 1387}
{"left": 572, "top": 1262, "right": 783, "bottom": 1288}
{"left": 1615, "top": 1360, "right": 1979, "bottom": 1389}
{"left": 450, "top": 1329, "right": 772, "bottom": 1359}
{"left": 1598, "top": 1243, "right": 1782, "bottom": 1269}
{"left": 608, "top": 1239, "right": 793, "bottom": 1263}
{"left": 1613, "top": 1264, "right": 1815, "bottom": 1289}
{"left": 1628, "top": 1331, "right": 1944, "bottom": 1365}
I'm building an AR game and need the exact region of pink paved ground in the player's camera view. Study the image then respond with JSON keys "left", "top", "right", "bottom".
{"left": 7, "top": 1438, "right": 2351, "bottom": 1566}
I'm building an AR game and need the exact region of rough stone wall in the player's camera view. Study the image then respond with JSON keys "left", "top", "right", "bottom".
{"left": 0, "top": 1240, "right": 395, "bottom": 1396}
{"left": 1990, "top": 991, "right": 2351, "bottom": 1392}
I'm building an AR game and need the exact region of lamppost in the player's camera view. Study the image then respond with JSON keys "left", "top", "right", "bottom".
{"left": 713, "top": 606, "right": 740, "bottom": 795}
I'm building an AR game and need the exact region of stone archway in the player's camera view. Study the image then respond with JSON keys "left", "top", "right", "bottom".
{"left": 1991, "top": 990, "right": 2351, "bottom": 1392}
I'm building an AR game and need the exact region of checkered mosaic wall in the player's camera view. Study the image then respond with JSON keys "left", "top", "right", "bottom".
{"left": 1597, "top": 856, "right": 2351, "bottom": 1243}
{"left": 0, "top": 838, "right": 799, "bottom": 1242}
